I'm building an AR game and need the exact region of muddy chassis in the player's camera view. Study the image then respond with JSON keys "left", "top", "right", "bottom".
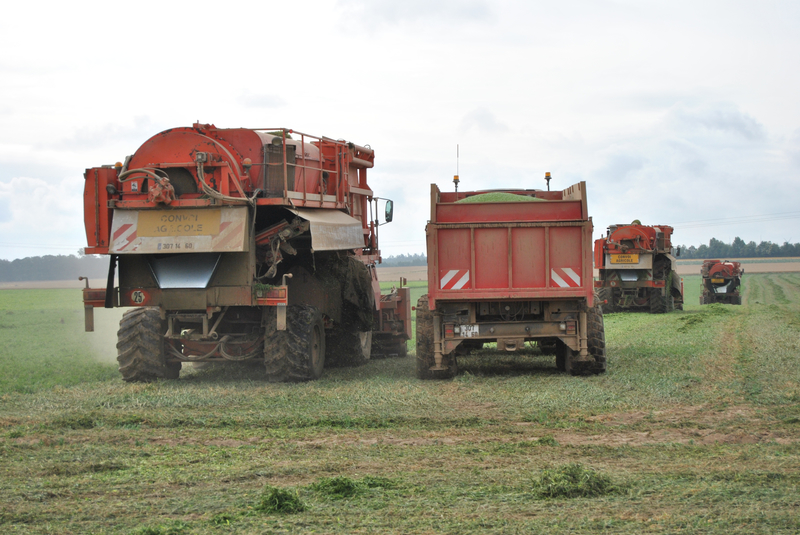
{"left": 117, "top": 301, "right": 392, "bottom": 383}
{"left": 597, "top": 256, "right": 683, "bottom": 314}
{"left": 700, "top": 291, "right": 742, "bottom": 305}
{"left": 416, "top": 295, "right": 606, "bottom": 379}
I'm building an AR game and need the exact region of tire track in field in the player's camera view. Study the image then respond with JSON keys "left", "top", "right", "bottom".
{"left": 743, "top": 273, "right": 768, "bottom": 304}
{"left": 733, "top": 273, "right": 800, "bottom": 404}
{"left": 693, "top": 307, "right": 746, "bottom": 402}
{"left": 761, "top": 273, "right": 793, "bottom": 304}
{"left": 777, "top": 274, "right": 800, "bottom": 305}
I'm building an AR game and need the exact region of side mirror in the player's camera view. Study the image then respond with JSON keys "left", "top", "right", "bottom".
{"left": 384, "top": 199, "right": 394, "bottom": 223}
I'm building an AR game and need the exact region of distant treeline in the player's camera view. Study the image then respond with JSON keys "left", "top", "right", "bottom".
{"left": 2, "top": 239, "right": 796, "bottom": 283}
{"left": 678, "top": 238, "right": 800, "bottom": 259}
{"left": 380, "top": 253, "right": 427, "bottom": 267}
{"left": 0, "top": 255, "right": 108, "bottom": 283}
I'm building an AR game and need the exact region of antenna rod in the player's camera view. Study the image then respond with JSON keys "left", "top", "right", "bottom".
{"left": 453, "top": 144, "right": 460, "bottom": 197}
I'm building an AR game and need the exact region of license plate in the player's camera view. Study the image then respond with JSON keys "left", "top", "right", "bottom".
{"left": 460, "top": 324, "right": 480, "bottom": 338}
{"left": 711, "top": 278, "right": 725, "bottom": 283}
{"left": 138, "top": 209, "right": 222, "bottom": 237}
{"left": 610, "top": 254, "right": 639, "bottom": 264}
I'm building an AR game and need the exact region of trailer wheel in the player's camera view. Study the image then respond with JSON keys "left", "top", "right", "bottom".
{"left": 556, "top": 306, "right": 605, "bottom": 375}
{"left": 586, "top": 305, "right": 607, "bottom": 375}
{"left": 116, "top": 307, "right": 180, "bottom": 382}
{"left": 264, "top": 305, "right": 325, "bottom": 382}
{"left": 327, "top": 329, "right": 372, "bottom": 367}
{"left": 415, "top": 295, "right": 457, "bottom": 380}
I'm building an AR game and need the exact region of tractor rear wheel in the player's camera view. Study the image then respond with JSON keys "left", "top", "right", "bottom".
{"left": 116, "top": 307, "right": 180, "bottom": 382}
{"left": 415, "top": 295, "right": 457, "bottom": 380}
{"left": 264, "top": 305, "right": 325, "bottom": 382}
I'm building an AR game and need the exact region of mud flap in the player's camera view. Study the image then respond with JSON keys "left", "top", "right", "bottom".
{"left": 277, "top": 303, "right": 287, "bottom": 331}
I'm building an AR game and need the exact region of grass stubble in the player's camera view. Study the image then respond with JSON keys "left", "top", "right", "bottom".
{"left": 0, "top": 275, "right": 798, "bottom": 533}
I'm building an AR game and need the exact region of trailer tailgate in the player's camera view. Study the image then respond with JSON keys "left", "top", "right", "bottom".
{"left": 426, "top": 182, "right": 593, "bottom": 309}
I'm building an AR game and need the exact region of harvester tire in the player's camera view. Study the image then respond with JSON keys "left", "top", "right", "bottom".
{"left": 415, "top": 295, "right": 457, "bottom": 380}
{"left": 598, "top": 287, "right": 615, "bottom": 314}
{"left": 371, "top": 336, "right": 409, "bottom": 359}
{"left": 116, "top": 307, "right": 180, "bottom": 382}
{"left": 264, "top": 305, "right": 325, "bottom": 382}
{"left": 326, "top": 329, "right": 372, "bottom": 367}
{"left": 649, "top": 288, "right": 671, "bottom": 314}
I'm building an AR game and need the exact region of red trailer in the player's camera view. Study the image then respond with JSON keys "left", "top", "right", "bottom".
{"left": 416, "top": 181, "right": 605, "bottom": 378}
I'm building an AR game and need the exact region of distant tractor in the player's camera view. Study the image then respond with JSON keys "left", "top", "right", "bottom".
{"left": 594, "top": 223, "right": 684, "bottom": 313}
{"left": 700, "top": 260, "right": 743, "bottom": 305}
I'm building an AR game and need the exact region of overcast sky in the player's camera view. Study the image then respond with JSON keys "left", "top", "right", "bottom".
{"left": 1, "top": 0, "right": 799, "bottom": 261}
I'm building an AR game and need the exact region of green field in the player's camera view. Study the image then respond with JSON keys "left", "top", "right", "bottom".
{"left": 1, "top": 274, "right": 800, "bottom": 534}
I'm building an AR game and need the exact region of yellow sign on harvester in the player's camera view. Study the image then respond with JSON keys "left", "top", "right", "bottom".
{"left": 610, "top": 254, "right": 639, "bottom": 264}
{"left": 138, "top": 209, "right": 222, "bottom": 237}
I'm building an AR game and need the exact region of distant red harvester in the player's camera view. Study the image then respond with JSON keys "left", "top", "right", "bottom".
{"left": 594, "top": 223, "right": 684, "bottom": 313}
{"left": 700, "top": 260, "right": 743, "bottom": 305}
{"left": 416, "top": 180, "right": 606, "bottom": 378}
{"left": 82, "top": 123, "right": 411, "bottom": 382}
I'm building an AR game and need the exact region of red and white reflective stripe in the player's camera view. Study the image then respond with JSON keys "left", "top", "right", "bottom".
{"left": 551, "top": 267, "right": 581, "bottom": 288}
{"left": 113, "top": 224, "right": 137, "bottom": 251}
{"left": 211, "top": 221, "right": 240, "bottom": 250}
{"left": 440, "top": 269, "right": 470, "bottom": 290}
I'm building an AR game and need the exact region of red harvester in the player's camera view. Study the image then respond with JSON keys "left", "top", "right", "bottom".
{"left": 700, "top": 260, "right": 743, "bottom": 305}
{"left": 594, "top": 223, "right": 684, "bottom": 313}
{"left": 82, "top": 123, "right": 410, "bottom": 382}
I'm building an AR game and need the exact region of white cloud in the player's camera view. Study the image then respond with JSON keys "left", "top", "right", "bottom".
{"left": 1, "top": 0, "right": 800, "bottom": 259}
{"left": 459, "top": 108, "right": 509, "bottom": 134}
{"left": 338, "top": 0, "right": 494, "bottom": 26}
{"left": 238, "top": 93, "right": 287, "bottom": 109}
{"left": 0, "top": 176, "right": 86, "bottom": 258}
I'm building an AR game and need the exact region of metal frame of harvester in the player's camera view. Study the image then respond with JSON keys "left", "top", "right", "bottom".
{"left": 82, "top": 123, "right": 410, "bottom": 382}
{"left": 594, "top": 223, "right": 684, "bottom": 314}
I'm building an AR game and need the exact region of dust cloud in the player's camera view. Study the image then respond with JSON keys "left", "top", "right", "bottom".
{"left": 81, "top": 308, "right": 125, "bottom": 364}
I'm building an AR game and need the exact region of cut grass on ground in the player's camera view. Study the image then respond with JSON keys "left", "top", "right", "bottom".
{"left": 0, "top": 273, "right": 799, "bottom": 533}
